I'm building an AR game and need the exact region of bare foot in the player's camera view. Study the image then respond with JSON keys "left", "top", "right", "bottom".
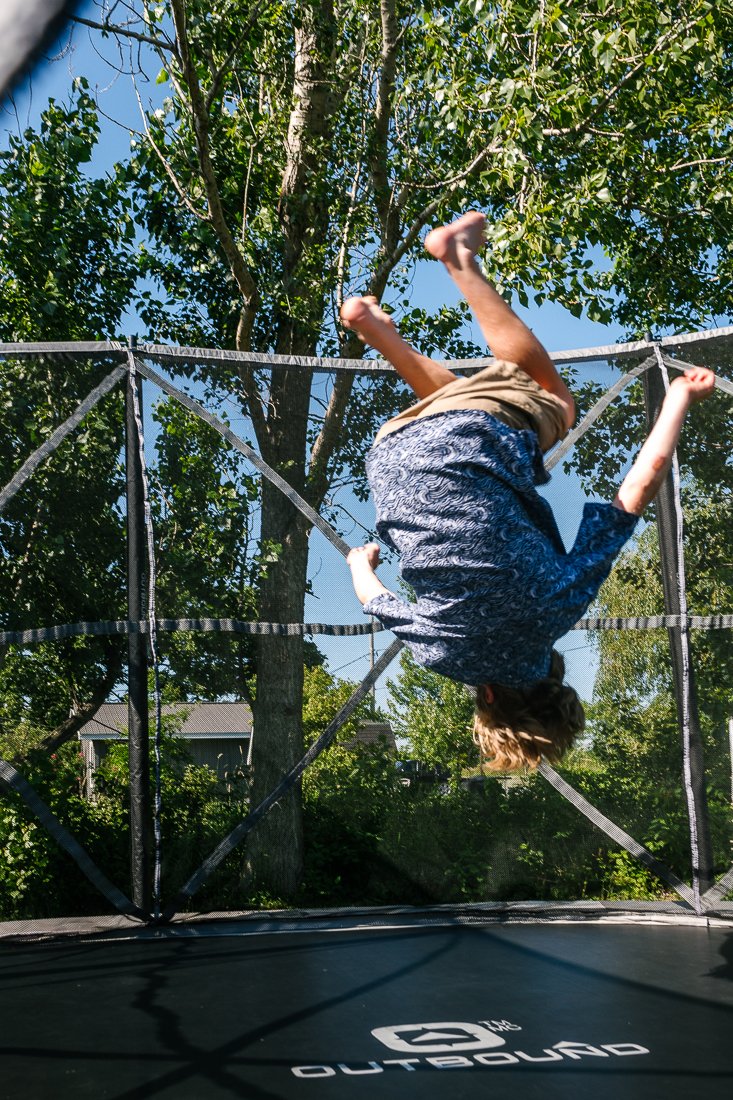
{"left": 670, "top": 366, "right": 716, "bottom": 406}
{"left": 424, "top": 210, "right": 486, "bottom": 267}
{"left": 340, "top": 295, "right": 397, "bottom": 347}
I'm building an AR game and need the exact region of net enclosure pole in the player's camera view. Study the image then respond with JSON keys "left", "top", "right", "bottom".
{"left": 126, "top": 365, "right": 152, "bottom": 916}
{"left": 0, "top": 0, "right": 81, "bottom": 102}
{"left": 642, "top": 353, "right": 714, "bottom": 899}
{"left": 729, "top": 716, "right": 733, "bottom": 808}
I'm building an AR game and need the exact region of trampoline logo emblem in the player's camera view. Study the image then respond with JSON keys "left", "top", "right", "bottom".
{"left": 372, "top": 1021, "right": 507, "bottom": 1054}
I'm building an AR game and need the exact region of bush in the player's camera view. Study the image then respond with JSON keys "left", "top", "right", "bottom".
{"left": 0, "top": 732, "right": 251, "bottom": 920}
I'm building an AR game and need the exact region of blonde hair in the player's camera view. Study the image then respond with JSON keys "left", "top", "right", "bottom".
{"left": 473, "top": 652, "right": 585, "bottom": 771}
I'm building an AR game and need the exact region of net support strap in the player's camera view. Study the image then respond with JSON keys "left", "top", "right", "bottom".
{"left": 0, "top": 364, "right": 127, "bottom": 515}
{"left": 131, "top": 358, "right": 352, "bottom": 559}
{"left": 538, "top": 762, "right": 697, "bottom": 907}
{"left": 545, "top": 357, "right": 655, "bottom": 472}
{"left": 0, "top": 618, "right": 388, "bottom": 647}
{"left": 576, "top": 614, "right": 733, "bottom": 631}
{"left": 4, "top": 613, "right": 733, "bottom": 649}
{"left": 1, "top": 321, "right": 731, "bottom": 366}
{"left": 661, "top": 353, "right": 733, "bottom": 397}
{"left": 0, "top": 758, "right": 143, "bottom": 918}
{"left": 161, "top": 638, "right": 404, "bottom": 922}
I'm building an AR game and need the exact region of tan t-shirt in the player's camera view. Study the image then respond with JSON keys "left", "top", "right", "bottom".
{"left": 375, "top": 360, "right": 568, "bottom": 453}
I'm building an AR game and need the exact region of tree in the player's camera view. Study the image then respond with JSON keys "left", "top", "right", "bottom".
{"left": 388, "top": 647, "right": 478, "bottom": 782}
{"left": 584, "top": 490, "right": 733, "bottom": 879}
{"left": 300, "top": 664, "right": 399, "bottom": 903}
{"left": 62, "top": 0, "right": 733, "bottom": 898}
{"left": 150, "top": 397, "right": 260, "bottom": 703}
{"left": 0, "top": 85, "right": 137, "bottom": 757}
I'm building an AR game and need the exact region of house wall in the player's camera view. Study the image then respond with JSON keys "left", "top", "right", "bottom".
{"left": 187, "top": 740, "right": 250, "bottom": 779}
{"left": 81, "top": 737, "right": 251, "bottom": 796}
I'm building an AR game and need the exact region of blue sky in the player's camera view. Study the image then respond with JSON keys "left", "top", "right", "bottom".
{"left": 4, "top": 6, "right": 653, "bottom": 708}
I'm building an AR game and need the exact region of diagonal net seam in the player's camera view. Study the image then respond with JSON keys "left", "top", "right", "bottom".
{"left": 538, "top": 762, "right": 696, "bottom": 906}
{"left": 0, "top": 362, "right": 127, "bottom": 514}
{"left": 0, "top": 760, "right": 142, "bottom": 918}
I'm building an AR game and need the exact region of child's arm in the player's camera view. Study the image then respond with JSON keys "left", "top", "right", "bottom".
{"left": 613, "top": 367, "right": 715, "bottom": 516}
{"left": 347, "top": 543, "right": 392, "bottom": 605}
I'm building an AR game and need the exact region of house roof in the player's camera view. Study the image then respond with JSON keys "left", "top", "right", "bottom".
{"left": 78, "top": 702, "right": 253, "bottom": 741}
{"left": 341, "top": 720, "right": 396, "bottom": 751}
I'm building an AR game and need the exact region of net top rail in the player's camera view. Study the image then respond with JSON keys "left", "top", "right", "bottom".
{"left": 1, "top": 323, "right": 732, "bottom": 372}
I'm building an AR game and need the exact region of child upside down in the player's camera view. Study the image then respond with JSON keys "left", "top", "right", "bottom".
{"left": 342, "top": 211, "right": 715, "bottom": 771}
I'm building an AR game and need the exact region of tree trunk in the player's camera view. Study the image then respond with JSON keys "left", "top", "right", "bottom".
{"left": 247, "top": 369, "right": 313, "bottom": 898}
{"left": 246, "top": 0, "right": 339, "bottom": 900}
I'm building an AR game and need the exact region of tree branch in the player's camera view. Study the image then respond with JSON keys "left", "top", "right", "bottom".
{"left": 544, "top": 13, "right": 705, "bottom": 140}
{"left": 395, "top": 138, "right": 503, "bottom": 199}
{"left": 133, "top": 83, "right": 210, "bottom": 220}
{"left": 367, "top": 137, "right": 503, "bottom": 300}
{"left": 335, "top": 153, "right": 366, "bottom": 309}
{"left": 169, "top": 0, "right": 260, "bottom": 349}
{"left": 307, "top": 369, "right": 356, "bottom": 510}
{"left": 204, "top": 0, "right": 270, "bottom": 112}
{"left": 668, "top": 155, "right": 730, "bottom": 174}
{"left": 235, "top": 357, "right": 272, "bottom": 461}
{"left": 27, "top": 645, "right": 124, "bottom": 760}
{"left": 71, "top": 14, "right": 176, "bottom": 54}
{"left": 370, "top": 0, "right": 400, "bottom": 252}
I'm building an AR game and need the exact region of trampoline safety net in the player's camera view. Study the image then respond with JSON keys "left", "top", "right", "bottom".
{"left": 0, "top": 329, "right": 732, "bottom": 930}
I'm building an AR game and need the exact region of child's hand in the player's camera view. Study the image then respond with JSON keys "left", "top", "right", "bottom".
{"left": 347, "top": 543, "right": 381, "bottom": 570}
{"left": 670, "top": 366, "right": 716, "bottom": 406}
{"left": 347, "top": 543, "right": 390, "bottom": 606}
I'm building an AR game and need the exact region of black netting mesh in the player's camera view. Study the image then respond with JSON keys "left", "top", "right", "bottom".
{"left": 1, "top": 337, "right": 731, "bottom": 933}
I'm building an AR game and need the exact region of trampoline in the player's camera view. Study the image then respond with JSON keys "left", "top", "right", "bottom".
{"left": 2, "top": 9, "right": 732, "bottom": 1099}
{"left": 1, "top": 906, "right": 732, "bottom": 1099}
{"left": 1, "top": 323, "right": 733, "bottom": 1100}
{"left": 1, "top": 329, "right": 732, "bottom": 1098}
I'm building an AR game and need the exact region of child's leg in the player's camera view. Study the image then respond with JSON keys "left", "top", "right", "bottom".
{"left": 613, "top": 367, "right": 715, "bottom": 515}
{"left": 425, "top": 212, "right": 575, "bottom": 429}
{"left": 341, "top": 296, "right": 458, "bottom": 398}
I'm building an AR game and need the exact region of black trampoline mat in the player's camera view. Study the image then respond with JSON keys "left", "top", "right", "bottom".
{"left": 1, "top": 919, "right": 732, "bottom": 1099}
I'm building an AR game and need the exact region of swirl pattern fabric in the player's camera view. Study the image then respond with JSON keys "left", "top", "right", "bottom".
{"left": 364, "top": 409, "right": 638, "bottom": 687}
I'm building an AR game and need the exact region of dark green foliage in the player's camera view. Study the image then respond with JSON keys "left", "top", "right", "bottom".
{"left": 149, "top": 397, "right": 261, "bottom": 701}
{"left": 0, "top": 741, "right": 127, "bottom": 920}
{"left": 0, "top": 729, "right": 251, "bottom": 921}
{"left": 2, "top": 657, "right": 730, "bottom": 919}
{"left": 388, "top": 647, "right": 479, "bottom": 784}
{"left": 300, "top": 745, "right": 714, "bottom": 908}
{"left": 0, "top": 86, "right": 137, "bottom": 743}
{"left": 0, "top": 80, "right": 137, "bottom": 342}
